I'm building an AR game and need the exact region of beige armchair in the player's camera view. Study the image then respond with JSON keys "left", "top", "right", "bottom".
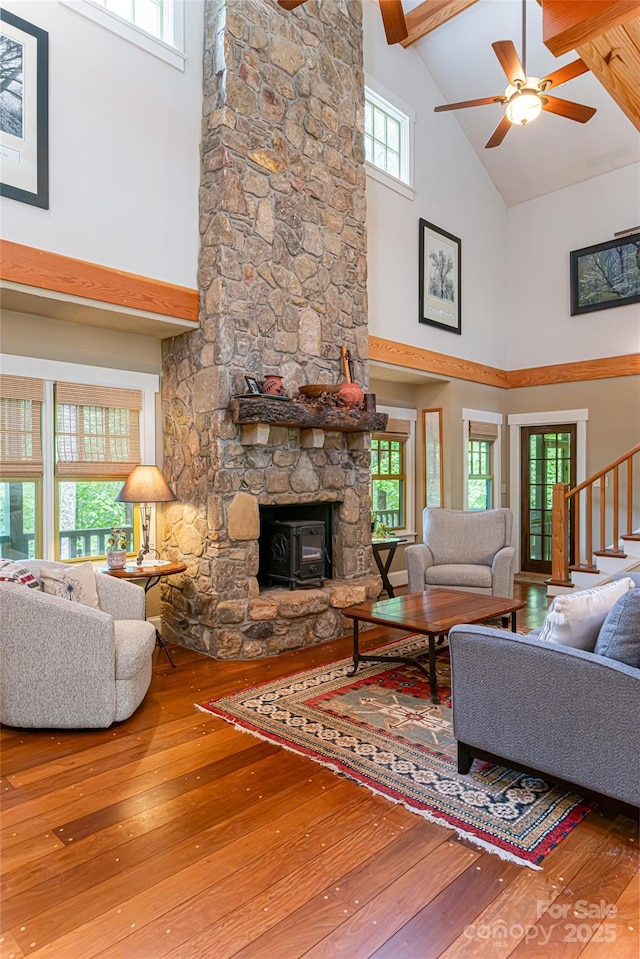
{"left": 405, "top": 508, "right": 516, "bottom": 598}
{"left": 0, "top": 560, "right": 156, "bottom": 729}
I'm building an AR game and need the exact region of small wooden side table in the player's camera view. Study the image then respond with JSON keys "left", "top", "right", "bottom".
{"left": 371, "top": 537, "right": 407, "bottom": 598}
{"left": 100, "top": 561, "right": 186, "bottom": 668}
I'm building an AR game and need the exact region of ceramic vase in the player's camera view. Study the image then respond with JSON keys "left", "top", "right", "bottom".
{"left": 106, "top": 549, "right": 127, "bottom": 569}
{"left": 262, "top": 375, "right": 285, "bottom": 396}
{"left": 338, "top": 382, "right": 364, "bottom": 408}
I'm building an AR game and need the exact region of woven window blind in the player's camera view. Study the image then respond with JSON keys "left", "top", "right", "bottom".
{"left": 469, "top": 420, "right": 499, "bottom": 442}
{"left": 0, "top": 375, "right": 44, "bottom": 477}
{"left": 374, "top": 417, "right": 411, "bottom": 442}
{"left": 55, "top": 383, "right": 142, "bottom": 478}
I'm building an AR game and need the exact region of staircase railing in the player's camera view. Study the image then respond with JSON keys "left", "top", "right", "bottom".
{"left": 550, "top": 444, "right": 640, "bottom": 585}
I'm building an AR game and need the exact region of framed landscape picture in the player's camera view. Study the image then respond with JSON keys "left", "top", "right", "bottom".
{"left": 0, "top": 9, "right": 49, "bottom": 209}
{"left": 419, "top": 218, "right": 461, "bottom": 335}
{"left": 570, "top": 233, "right": 640, "bottom": 315}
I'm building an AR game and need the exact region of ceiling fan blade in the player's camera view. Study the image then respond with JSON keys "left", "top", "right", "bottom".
{"left": 485, "top": 115, "right": 512, "bottom": 149}
{"left": 541, "top": 58, "right": 589, "bottom": 89}
{"left": 378, "top": 0, "right": 408, "bottom": 45}
{"left": 492, "top": 40, "right": 526, "bottom": 86}
{"left": 278, "top": 0, "right": 307, "bottom": 9}
{"left": 542, "top": 95, "right": 596, "bottom": 123}
{"left": 434, "top": 96, "right": 505, "bottom": 113}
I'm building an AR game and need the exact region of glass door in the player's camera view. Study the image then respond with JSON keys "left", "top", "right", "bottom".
{"left": 521, "top": 425, "right": 576, "bottom": 574}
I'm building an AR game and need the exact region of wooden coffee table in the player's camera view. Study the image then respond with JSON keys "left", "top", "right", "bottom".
{"left": 342, "top": 589, "right": 527, "bottom": 704}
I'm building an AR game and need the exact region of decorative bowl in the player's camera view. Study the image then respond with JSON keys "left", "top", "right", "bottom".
{"left": 299, "top": 384, "right": 340, "bottom": 397}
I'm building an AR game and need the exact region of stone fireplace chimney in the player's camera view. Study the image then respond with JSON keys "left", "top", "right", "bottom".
{"left": 160, "top": 0, "right": 380, "bottom": 658}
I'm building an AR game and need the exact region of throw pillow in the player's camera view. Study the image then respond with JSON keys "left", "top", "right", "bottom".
{"left": 539, "top": 577, "right": 635, "bottom": 650}
{"left": 0, "top": 559, "right": 40, "bottom": 589}
{"left": 40, "top": 562, "right": 100, "bottom": 609}
{"left": 594, "top": 590, "right": 640, "bottom": 668}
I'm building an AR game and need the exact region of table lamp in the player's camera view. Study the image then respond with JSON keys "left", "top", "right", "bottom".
{"left": 115, "top": 465, "right": 176, "bottom": 565}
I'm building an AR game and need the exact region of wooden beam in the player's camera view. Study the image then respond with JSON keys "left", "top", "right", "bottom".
{"left": 506, "top": 353, "right": 640, "bottom": 388}
{"left": 400, "top": 0, "right": 479, "bottom": 47}
{"left": 369, "top": 336, "right": 639, "bottom": 388}
{"left": 577, "top": 21, "right": 640, "bottom": 130}
{"left": 368, "top": 336, "right": 508, "bottom": 387}
{"left": 542, "top": 0, "right": 640, "bottom": 56}
{"left": 0, "top": 241, "right": 198, "bottom": 322}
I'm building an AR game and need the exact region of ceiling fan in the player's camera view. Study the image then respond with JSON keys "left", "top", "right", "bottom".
{"left": 434, "top": 0, "right": 597, "bottom": 148}
{"left": 278, "top": 0, "right": 408, "bottom": 45}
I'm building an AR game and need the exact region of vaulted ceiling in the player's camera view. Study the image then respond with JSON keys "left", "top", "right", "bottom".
{"left": 402, "top": 0, "right": 640, "bottom": 205}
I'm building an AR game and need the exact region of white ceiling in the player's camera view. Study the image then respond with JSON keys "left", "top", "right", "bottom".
{"left": 411, "top": 0, "right": 640, "bottom": 206}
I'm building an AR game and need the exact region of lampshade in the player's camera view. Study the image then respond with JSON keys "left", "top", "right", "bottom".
{"left": 506, "top": 91, "right": 542, "bottom": 126}
{"left": 115, "top": 465, "right": 176, "bottom": 504}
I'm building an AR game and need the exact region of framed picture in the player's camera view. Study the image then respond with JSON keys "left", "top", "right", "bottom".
{"left": 570, "top": 233, "right": 640, "bottom": 315}
{"left": 244, "top": 375, "right": 262, "bottom": 394}
{"left": 419, "top": 218, "right": 461, "bottom": 335}
{"left": 423, "top": 408, "right": 443, "bottom": 508}
{"left": 0, "top": 9, "right": 49, "bottom": 209}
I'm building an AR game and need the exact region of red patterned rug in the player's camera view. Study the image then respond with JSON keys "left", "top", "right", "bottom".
{"left": 198, "top": 635, "right": 590, "bottom": 869}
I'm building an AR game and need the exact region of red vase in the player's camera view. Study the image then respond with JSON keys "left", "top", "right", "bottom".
{"left": 262, "top": 375, "right": 284, "bottom": 395}
{"left": 338, "top": 382, "right": 364, "bottom": 408}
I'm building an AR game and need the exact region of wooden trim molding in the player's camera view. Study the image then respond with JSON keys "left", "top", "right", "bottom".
{"left": 507, "top": 353, "right": 640, "bottom": 388}
{"left": 368, "top": 336, "right": 508, "bottom": 388}
{"left": 369, "top": 336, "right": 640, "bottom": 388}
{"left": 0, "top": 241, "right": 198, "bottom": 322}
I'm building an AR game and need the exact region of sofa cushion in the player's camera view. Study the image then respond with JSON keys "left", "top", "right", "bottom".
{"left": 40, "top": 561, "right": 100, "bottom": 609}
{"left": 425, "top": 564, "right": 493, "bottom": 589}
{"left": 593, "top": 590, "right": 640, "bottom": 668}
{"left": 0, "top": 559, "right": 40, "bottom": 589}
{"left": 539, "top": 577, "right": 634, "bottom": 650}
{"left": 114, "top": 620, "right": 156, "bottom": 680}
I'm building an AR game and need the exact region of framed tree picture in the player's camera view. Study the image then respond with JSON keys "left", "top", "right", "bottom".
{"left": 0, "top": 9, "right": 49, "bottom": 209}
{"left": 570, "top": 233, "right": 640, "bottom": 315}
{"left": 419, "top": 218, "right": 461, "bottom": 335}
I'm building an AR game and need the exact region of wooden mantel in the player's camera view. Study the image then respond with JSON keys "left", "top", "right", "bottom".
{"left": 231, "top": 396, "right": 388, "bottom": 434}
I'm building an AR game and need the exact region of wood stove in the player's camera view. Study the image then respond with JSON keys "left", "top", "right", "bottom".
{"left": 262, "top": 519, "right": 326, "bottom": 589}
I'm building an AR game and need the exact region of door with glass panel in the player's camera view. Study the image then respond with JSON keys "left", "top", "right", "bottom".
{"left": 521, "top": 425, "right": 576, "bottom": 574}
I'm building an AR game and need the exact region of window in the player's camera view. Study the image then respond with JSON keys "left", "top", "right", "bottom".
{"left": 0, "top": 375, "right": 43, "bottom": 559}
{"left": 371, "top": 416, "right": 413, "bottom": 532}
{"left": 365, "top": 80, "right": 414, "bottom": 199}
{"left": 467, "top": 439, "right": 493, "bottom": 511}
{"left": 0, "top": 360, "right": 158, "bottom": 562}
{"left": 55, "top": 383, "right": 142, "bottom": 559}
{"left": 93, "top": 0, "right": 167, "bottom": 41}
{"left": 60, "top": 0, "right": 185, "bottom": 69}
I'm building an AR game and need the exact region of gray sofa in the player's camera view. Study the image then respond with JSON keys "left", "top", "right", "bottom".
{"left": 406, "top": 508, "right": 516, "bottom": 597}
{"left": 0, "top": 560, "right": 156, "bottom": 729}
{"left": 448, "top": 617, "right": 640, "bottom": 807}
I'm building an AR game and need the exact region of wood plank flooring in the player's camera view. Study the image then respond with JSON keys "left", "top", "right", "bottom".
{"left": 1, "top": 584, "right": 638, "bottom": 958}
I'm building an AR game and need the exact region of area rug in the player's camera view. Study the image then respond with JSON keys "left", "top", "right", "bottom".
{"left": 198, "top": 635, "right": 591, "bottom": 869}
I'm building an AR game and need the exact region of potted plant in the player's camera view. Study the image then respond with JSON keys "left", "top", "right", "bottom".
{"left": 106, "top": 527, "right": 128, "bottom": 569}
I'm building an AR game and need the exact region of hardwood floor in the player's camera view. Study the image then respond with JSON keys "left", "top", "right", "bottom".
{"left": 1, "top": 583, "right": 638, "bottom": 958}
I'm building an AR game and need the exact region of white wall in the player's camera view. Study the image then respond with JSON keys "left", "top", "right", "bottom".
{"left": 0, "top": 0, "right": 203, "bottom": 288}
{"left": 364, "top": 2, "right": 509, "bottom": 370}
{"left": 507, "top": 164, "right": 640, "bottom": 369}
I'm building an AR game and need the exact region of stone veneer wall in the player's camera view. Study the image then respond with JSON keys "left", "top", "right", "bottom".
{"left": 160, "top": 0, "right": 380, "bottom": 659}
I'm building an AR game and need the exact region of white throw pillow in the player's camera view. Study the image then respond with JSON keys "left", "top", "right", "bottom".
{"left": 40, "top": 562, "right": 100, "bottom": 609}
{"left": 539, "top": 577, "right": 635, "bottom": 650}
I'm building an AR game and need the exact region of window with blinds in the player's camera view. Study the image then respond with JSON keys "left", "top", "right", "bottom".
{"left": 0, "top": 376, "right": 43, "bottom": 559}
{"left": 55, "top": 383, "right": 142, "bottom": 477}
{"left": 371, "top": 419, "right": 410, "bottom": 531}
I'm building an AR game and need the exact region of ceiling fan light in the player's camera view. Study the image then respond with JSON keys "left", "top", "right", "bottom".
{"left": 506, "top": 91, "right": 542, "bottom": 126}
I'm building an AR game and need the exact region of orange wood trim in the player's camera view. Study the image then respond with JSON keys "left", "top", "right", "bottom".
{"left": 401, "top": 0, "right": 479, "bottom": 47}
{"left": 542, "top": 0, "right": 640, "bottom": 56}
{"left": 506, "top": 353, "right": 640, "bottom": 388}
{"left": 0, "top": 241, "right": 199, "bottom": 322}
{"left": 368, "top": 335, "right": 508, "bottom": 388}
